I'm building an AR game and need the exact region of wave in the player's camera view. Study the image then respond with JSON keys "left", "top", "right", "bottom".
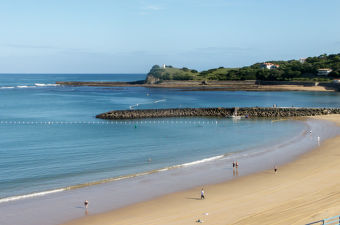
{"left": 0, "top": 84, "right": 59, "bottom": 90}
{"left": 153, "top": 99, "right": 166, "bottom": 103}
{"left": 129, "top": 99, "right": 166, "bottom": 109}
{"left": 0, "top": 188, "right": 66, "bottom": 204}
{"left": 35, "top": 83, "right": 59, "bottom": 87}
{"left": 0, "top": 86, "right": 15, "bottom": 89}
{"left": 181, "top": 155, "right": 225, "bottom": 167}
{"left": 16, "top": 85, "right": 35, "bottom": 88}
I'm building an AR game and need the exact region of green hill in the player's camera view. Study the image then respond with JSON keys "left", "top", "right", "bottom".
{"left": 145, "top": 65, "right": 199, "bottom": 84}
{"left": 146, "top": 53, "right": 340, "bottom": 83}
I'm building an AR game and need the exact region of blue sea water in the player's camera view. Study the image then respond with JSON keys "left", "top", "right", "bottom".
{"left": 1, "top": 74, "right": 340, "bottom": 200}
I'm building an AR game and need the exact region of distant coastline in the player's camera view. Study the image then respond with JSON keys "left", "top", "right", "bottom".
{"left": 56, "top": 53, "right": 340, "bottom": 91}
{"left": 56, "top": 80, "right": 339, "bottom": 92}
{"left": 144, "top": 54, "right": 340, "bottom": 83}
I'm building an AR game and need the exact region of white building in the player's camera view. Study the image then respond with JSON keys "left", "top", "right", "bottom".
{"left": 299, "top": 58, "right": 306, "bottom": 63}
{"left": 317, "top": 68, "right": 332, "bottom": 76}
{"left": 260, "top": 62, "right": 280, "bottom": 69}
{"left": 162, "top": 64, "right": 166, "bottom": 69}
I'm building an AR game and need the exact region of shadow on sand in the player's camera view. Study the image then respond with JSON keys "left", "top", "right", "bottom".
{"left": 186, "top": 197, "right": 202, "bottom": 200}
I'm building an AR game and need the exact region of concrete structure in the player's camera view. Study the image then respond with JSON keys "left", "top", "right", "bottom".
{"left": 317, "top": 68, "right": 332, "bottom": 76}
{"left": 260, "top": 63, "right": 280, "bottom": 69}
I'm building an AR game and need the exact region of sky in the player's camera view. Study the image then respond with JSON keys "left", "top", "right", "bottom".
{"left": 0, "top": 0, "right": 339, "bottom": 73}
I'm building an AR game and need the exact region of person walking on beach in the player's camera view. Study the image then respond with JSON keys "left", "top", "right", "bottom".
{"left": 235, "top": 161, "right": 239, "bottom": 176}
{"left": 232, "top": 161, "right": 236, "bottom": 176}
{"left": 274, "top": 165, "right": 278, "bottom": 173}
{"left": 201, "top": 188, "right": 205, "bottom": 200}
{"left": 84, "top": 200, "right": 89, "bottom": 209}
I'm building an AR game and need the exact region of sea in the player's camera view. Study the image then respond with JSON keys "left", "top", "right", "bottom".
{"left": 1, "top": 73, "right": 340, "bottom": 205}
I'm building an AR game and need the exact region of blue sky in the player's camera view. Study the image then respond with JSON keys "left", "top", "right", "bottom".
{"left": 0, "top": 0, "right": 339, "bottom": 73}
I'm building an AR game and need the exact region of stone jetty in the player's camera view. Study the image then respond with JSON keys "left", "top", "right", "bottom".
{"left": 96, "top": 107, "right": 340, "bottom": 120}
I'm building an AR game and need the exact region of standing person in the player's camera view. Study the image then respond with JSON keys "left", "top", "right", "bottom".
{"left": 201, "top": 188, "right": 205, "bottom": 199}
{"left": 232, "top": 161, "right": 236, "bottom": 176}
{"left": 84, "top": 200, "right": 89, "bottom": 209}
{"left": 235, "top": 161, "right": 239, "bottom": 176}
{"left": 274, "top": 165, "right": 278, "bottom": 173}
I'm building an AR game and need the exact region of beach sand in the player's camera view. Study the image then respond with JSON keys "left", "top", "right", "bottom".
{"left": 57, "top": 80, "right": 335, "bottom": 92}
{"left": 62, "top": 115, "right": 340, "bottom": 225}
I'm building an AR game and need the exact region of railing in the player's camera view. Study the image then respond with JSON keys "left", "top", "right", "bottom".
{"left": 306, "top": 215, "right": 340, "bottom": 225}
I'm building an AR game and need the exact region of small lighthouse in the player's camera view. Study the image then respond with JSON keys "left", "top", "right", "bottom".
{"left": 162, "top": 64, "right": 166, "bottom": 69}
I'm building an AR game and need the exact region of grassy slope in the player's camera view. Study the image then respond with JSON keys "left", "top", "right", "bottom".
{"left": 147, "top": 53, "right": 340, "bottom": 83}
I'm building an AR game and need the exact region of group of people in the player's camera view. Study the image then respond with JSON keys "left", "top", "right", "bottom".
{"left": 232, "top": 161, "right": 239, "bottom": 169}
{"left": 232, "top": 161, "right": 239, "bottom": 176}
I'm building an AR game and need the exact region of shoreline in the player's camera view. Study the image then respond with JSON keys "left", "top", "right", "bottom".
{"left": 56, "top": 80, "right": 338, "bottom": 92}
{"left": 61, "top": 115, "right": 340, "bottom": 225}
{"left": 0, "top": 118, "right": 308, "bottom": 204}
{"left": 0, "top": 117, "right": 338, "bottom": 225}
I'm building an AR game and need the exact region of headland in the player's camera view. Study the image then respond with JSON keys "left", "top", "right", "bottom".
{"left": 56, "top": 53, "right": 340, "bottom": 91}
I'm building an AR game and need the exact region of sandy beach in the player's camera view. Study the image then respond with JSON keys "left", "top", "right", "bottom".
{"left": 56, "top": 80, "right": 335, "bottom": 92}
{"left": 62, "top": 115, "right": 340, "bottom": 225}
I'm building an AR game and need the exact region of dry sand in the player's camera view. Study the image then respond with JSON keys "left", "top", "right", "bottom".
{"left": 62, "top": 115, "right": 340, "bottom": 225}
{"left": 254, "top": 85, "right": 330, "bottom": 92}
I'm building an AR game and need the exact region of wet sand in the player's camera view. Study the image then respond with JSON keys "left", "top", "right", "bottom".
{"left": 62, "top": 115, "right": 340, "bottom": 225}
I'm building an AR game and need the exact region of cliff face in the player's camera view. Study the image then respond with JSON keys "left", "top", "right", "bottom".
{"left": 96, "top": 107, "right": 340, "bottom": 120}
{"left": 145, "top": 75, "right": 161, "bottom": 84}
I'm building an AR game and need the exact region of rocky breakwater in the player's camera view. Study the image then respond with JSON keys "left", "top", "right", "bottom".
{"left": 96, "top": 107, "right": 340, "bottom": 120}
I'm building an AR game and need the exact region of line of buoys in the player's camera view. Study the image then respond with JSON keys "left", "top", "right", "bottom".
{"left": 0, "top": 120, "right": 225, "bottom": 126}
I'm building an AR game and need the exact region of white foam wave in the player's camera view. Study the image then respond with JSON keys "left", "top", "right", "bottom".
{"left": 153, "top": 99, "right": 166, "bottom": 103}
{"left": 0, "top": 86, "right": 15, "bottom": 89}
{"left": 0, "top": 188, "right": 66, "bottom": 204}
{"left": 35, "top": 83, "right": 59, "bottom": 87}
{"left": 129, "top": 99, "right": 166, "bottom": 109}
{"left": 181, "top": 155, "right": 225, "bottom": 167}
{"left": 16, "top": 85, "right": 35, "bottom": 88}
{"left": 158, "top": 168, "right": 170, "bottom": 172}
